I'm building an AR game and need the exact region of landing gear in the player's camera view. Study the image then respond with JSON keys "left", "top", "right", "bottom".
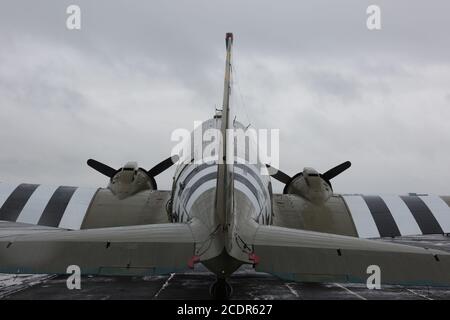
{"left": 209, "top": 278, "right": 233, "bottom": 300}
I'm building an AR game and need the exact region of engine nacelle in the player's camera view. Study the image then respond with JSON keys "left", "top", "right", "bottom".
{"left": 283, "top": 167, "right": 332, "bottom": 205}
{"left": 108, "top": 161, "right": 156, "bottom": 199}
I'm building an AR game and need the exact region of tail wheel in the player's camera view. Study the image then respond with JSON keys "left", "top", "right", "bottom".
{"left": 209, "top": 278, "right": 233, "bottom": 300}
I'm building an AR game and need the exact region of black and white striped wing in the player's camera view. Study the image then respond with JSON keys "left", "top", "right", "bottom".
{"left": 343, "top": 195, "right": 450, "bottom": 238}
{"left": 0, "top": 182, "right": 98, "bottom": 229}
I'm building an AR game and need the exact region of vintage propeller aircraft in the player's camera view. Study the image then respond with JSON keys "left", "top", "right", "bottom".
{"left": 1, "top": 33, "right": 450, "bottom": 299}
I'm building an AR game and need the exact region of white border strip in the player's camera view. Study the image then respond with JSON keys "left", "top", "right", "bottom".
{"left": 0, "top": 183, "right": 20, "bottom": 211}
{"left": 380, "top": 195, "right": 422, "bottom": 236}
{"left": 419, "top": 195, "right": 450, "bottom": 234}
{"left": 16, "top": 185, "right": 59, "bottom": 225}
{"left": 235, "top": 180, "right": 260, "bottom": 212}
{"left": 185, "top": 179, "right": 216, "bottom": 212}
{"left": 343, "top": 195, "right": 380, "bottom": 238}
{"left": 58, "top": 187, "right": 98, "bottom": 230}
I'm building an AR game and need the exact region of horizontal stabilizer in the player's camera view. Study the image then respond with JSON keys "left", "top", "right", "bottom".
{"left": 0, "top": 223, "right": 197, "bottom": 276}
{"left": 252, "top": 225, "right": 450, "bottom": 286}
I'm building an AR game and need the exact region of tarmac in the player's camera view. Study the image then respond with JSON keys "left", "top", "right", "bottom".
{"left": 2, "top": 235, "right": 450, "bottom": 300}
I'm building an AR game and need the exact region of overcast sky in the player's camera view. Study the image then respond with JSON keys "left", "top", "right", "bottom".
{"left": 1, "top": 0, "right": 450, "bottom": 194}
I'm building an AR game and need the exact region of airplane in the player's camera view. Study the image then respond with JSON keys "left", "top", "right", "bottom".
{"left": 1, "top": 33, "right": 450, "bottom": 299}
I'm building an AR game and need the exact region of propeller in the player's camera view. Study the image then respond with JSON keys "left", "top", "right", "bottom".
{"left": 87, "top": 155, "right": 179, "bottom": 188}
{"left": 265, "top": 164, "right": 291, "bottom": 184}
{"left": 321, "top": 161, "right": 351, "bottom": 181}
{"left": 87, "top": 159, "right": 117, "bottom": 178}
{"left": 267, "top": 161, "right": 351, "bottom": 190}
{"left": 148, "top": 155, "right": 179, "bottom": 177}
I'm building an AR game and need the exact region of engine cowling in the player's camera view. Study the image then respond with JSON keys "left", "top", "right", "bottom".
{"left": 87, "top": 155, "right": 178, "bottom": 200}
{"left": 268, "top": 161, "right": 350, "bottom": 205}
{"left": 283, "top": 167, "right": 332, "bottom": 205}
{"left": 108, "top": 161, "right": 156, "bottom": 199}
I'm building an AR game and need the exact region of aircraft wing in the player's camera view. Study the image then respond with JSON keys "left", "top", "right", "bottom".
{"left": 0, "top": 182, "right": 171, "bottom": 230}
{"left": 272, "top": 193, "right": 450, "bottom": 238}
{"left": 0, "top": 222, "right": 199, "bottom": 276}
{"left": 251, "top": 224, "right": 450, "bottom": 285}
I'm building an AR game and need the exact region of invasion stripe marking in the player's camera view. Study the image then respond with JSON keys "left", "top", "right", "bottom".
{"left": 234, "top": 180, "right": 261, "bottom": 213}
{"left": 58, "top": 187, "right": 99, "bottom": 230}
{"left": 182, "top": 172, "right": 263, "bottom": 207}
{"left": 177, "top": 163, "right": 214, "bottom": 197}
{"left": 342, "top": 195, "right": 380, "bottom": 238}
{"left": 38, "top": 186, "right": 77, "bottom": 227}
{"left": 183, "top": 179, "right": 261, "bottom": 217}
{"left": 380, "top": 195, "right": 422, "bottom": 236}
{"left": 234, "top": 174, "right": 262, "bottom": 206}
{"left": 419, "top": 195, "right": 450, "bottom": 234}
{"left": 0, "top": 183, "right": 20, "bottom": 211}
{"left": 235, "top": 164, "right": 270, "bottom": 201}
{"left": 0, "top": 184, "right": 40, "bottom": 222}
{"left": 400, "top": 196, "right": 443, "bottom": 235}
{"left": 234, "top": 166, "right": 272, "bottom": 219}
{"left": 178, "top": 162, "right": 270, "bottom": 199}
{"left": 181, "top": 172, "right": 216, "bottom": 206}
{"left": 16, "top": 185, "right": 59, "bottom": 225}
{"left": 362, "top": 195, "right": 401, "bottom": 237}
{"left": 185, "top": 180, "right": 216, "bottom": 213}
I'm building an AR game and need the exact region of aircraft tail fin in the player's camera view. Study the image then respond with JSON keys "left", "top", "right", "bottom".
{"left": 215, "top": 33, "right": 234, "bottom": 232}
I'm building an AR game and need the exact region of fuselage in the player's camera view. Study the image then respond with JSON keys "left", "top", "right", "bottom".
{"left": 170, "top": 118, "right": 273, "bottom": 276}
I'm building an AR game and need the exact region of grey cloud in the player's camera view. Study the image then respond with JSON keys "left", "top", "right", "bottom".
{"left": 1, "top": 1, "right": 450, "bottom": 195}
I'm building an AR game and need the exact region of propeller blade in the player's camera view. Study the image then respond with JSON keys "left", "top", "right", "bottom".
{"left": 322, "top": 161, "right": 351, "bottom": 181}
{"left": 266, "top": 164, "right": 291, "bottom": 184}
{"left": 87, "top": 159, "right": 117, "bottom": 178}
{"left": 148, "top": 155, "right": 179, "bottom": 177}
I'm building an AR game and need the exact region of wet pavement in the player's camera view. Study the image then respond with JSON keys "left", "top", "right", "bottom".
{"left": 2, "top": 235, "right": 450, "bottom": 300}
